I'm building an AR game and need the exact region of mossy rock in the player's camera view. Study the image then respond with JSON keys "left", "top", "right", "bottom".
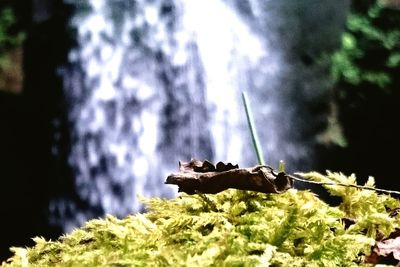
{"left": 2, "top": 172, "right": 400, "bottom": 266}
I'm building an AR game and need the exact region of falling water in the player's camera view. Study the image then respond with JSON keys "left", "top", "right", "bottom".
{"left": 54, "top": 0, "right": 347, "bottom": 231}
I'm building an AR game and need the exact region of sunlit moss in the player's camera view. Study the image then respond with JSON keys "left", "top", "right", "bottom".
{"left": 3, "top": 171, "right": 400, "bottom": 266}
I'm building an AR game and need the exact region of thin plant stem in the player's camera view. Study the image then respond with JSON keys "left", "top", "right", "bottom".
{"left": 241, "top": 92, "right": 400, "bottom": 197}
{"left": 242, "top": 91, "right": 265, "bottom": 165}
{"left": 290, "top": 173, "right": 400, "bottom": 196}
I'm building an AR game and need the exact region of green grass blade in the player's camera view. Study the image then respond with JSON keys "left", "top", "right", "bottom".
{"left": 241, "top": 91, "right": 265, "bottom": 166}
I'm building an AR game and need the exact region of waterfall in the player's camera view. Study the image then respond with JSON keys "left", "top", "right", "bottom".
{"left": 54, "top": 0, "right": 347, "bottom": 231}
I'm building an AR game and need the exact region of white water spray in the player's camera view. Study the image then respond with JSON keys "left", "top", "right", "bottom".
{"left": 56, "top": 0, "right": 330, "bottom": 231}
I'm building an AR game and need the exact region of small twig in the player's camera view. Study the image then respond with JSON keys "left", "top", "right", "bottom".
{"left": 289, "top": 173, "right": 400, "bottom": 196}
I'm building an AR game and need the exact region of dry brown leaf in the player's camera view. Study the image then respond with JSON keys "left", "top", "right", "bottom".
{"left": 375, "top": 237, "right": 400, "bottom": 260}
{"left": 365, "top": 229, "right": 400, "bottom": 265}
{"left": 165, "top": 159, "right": 293, "bottom": 194}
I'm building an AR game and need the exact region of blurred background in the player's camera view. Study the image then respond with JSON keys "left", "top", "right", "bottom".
{"left": 0, "top": 0, "right": 399, "bottom": 261}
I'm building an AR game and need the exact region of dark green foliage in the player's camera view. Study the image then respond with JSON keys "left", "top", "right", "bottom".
{"left": 0, "top": 6, "right": 24, "bottom": 66}
{"left": 331, "top": 1, "right": 400, "bottom": 89}
{"left": 324, "top": 0, "right": 400, "bottom": 190}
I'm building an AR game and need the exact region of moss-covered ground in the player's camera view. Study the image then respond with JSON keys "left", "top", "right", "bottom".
{"left": 2, "top": 171, "right": 400, "bottom": 266}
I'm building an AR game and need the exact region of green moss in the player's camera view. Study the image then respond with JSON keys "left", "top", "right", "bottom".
{"left": 3, "top": 171, "right": 400, "bottom": 266}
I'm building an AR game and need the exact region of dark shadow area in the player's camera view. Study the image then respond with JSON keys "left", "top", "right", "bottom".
{"left": 0, "top": 0, "right": 75, "bottom": 262}
{"left": 316, "top": 2, "right": 400, "bottom": 192}
{"left": 317, "top": 85, "right": 400, "bottom": 190}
